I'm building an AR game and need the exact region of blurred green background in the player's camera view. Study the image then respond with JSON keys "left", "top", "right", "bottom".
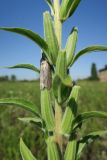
{"left": 0, "top": 80, "right": 107, "bottom": 160}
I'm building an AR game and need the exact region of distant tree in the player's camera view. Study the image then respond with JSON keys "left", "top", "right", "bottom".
{"left": 4, "top": 75, "right": 9, "bottom": 81}
{"left": 0, "top": 75, "right": 9, "bottom": 81}
{"left": 91, "top": 63, "right": 99, "bottom": 80}
{"left": 11, "top": 75, "right": 16, "bottom": 81}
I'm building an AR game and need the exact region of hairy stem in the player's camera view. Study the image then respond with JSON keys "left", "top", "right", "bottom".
{"left": 54, "top": 100, "right": 63, "bottom": 153}
{"left": 54, "top": 0, "right": 62, "bottom": 48}
{"left": 54, "top": 0, "right": 63, "bottom": 154}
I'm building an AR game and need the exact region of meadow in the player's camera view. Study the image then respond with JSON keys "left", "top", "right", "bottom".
{"left": 0, "top": 80, "right": 107, "bottom": 160}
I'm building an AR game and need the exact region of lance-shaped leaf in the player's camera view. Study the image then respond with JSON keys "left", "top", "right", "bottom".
{"left": 66, "top": 27, "right": 78, "bottom": 67}
{"left": 18, "top": 117, "right": 44, "bottom": 132}
{"left": 45, "top": 0, "right": 54, "bottom": 15}
{"left": 64, "top": 134, "right": 77, "bottom": 160}
{"left": 2, "top": 64, "right": 40, "bottom": 73}
{"left": 61, "top": 86, "right": 80, "bottom": 135}
{"left": 53, "top": 75, "right": 72, "bottom": 104}
{"left": 44, "top": 11, "right": 59, "bottom": 64}
{"left": 47, "top": 137, "right": 61, "bottom": 160}
{"left": 41, "top": 89, "right": 55, "bottom": 131}
{"left": 73, "top": 111, "right": 107, "bottom": 129}
{"left": 60, "top": 0, "right": 81, "bottom": 22}
{"left": 18, "top": 117, "right": 42, "bottom": 124}
{"left": 0, "top": 27, "right": 52, "bottom": 64}
{"left": 0, "top": 98, "right": 40, "bottom": 116}
{"left": 77, "top": 130, "right": 107, "bottom": 159}
{"left": 20, "top": 138, "right": 37, "bottom": 160}
{"left": 71, "top": 45, "right": 107, "bottom": 65}
{"left": 56, "top": 50, "right": 67, "bottom": 79}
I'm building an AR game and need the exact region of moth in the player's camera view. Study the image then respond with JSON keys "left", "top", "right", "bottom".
{"left": 40, "top": 59, "right": 52, "bottom": 90}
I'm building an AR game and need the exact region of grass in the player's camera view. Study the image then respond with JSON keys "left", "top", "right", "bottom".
{"left": 0, "top": 80, "right": 107, "bottom": 160}
{"left": 78, "top": 81, "right": 107, "bottom": 133}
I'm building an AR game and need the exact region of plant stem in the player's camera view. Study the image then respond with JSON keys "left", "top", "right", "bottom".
{"left": 54, "top": 0, "right": 62, "bottom": 48}
{"left": 55, "top": 100, "right": 63, "bottom": 153}
{"left": 54, "top": 0, "right": 63, "bottom": 154}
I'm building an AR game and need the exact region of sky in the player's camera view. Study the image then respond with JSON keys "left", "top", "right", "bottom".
{"left": 0, "top": 0, "right": 107, "bottom": 80}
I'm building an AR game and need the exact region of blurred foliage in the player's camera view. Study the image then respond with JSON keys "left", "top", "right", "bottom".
{"left": 77, "top": 80, "right": 107, "bottom": 160}
{"left": 90, "top": 63, "right": 99, "bottom": 80}
{"left": 0, "top": 80, "right": 107, "bottom": 160}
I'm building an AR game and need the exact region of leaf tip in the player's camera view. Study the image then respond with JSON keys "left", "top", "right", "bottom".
{"left": 70, "top": 26, "right": 78, "bottom": 34}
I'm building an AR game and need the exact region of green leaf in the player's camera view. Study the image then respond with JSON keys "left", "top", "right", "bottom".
{"left": 18, "top": 117, "right": 42, "bottom": 124}
{"left": 18, "top": 117, "right": 44, "bottom": 131}
{"left": 77, "top": 143, "right": 85, "bottom": 160}
{"left": 0, "top": 98, "right": 40, "bottom": 116}
{"left": 61, "top": 86, "right": 80, "bottom": 135}
{"left": 53, "top": 75, "right": 61, "bottom": 102}
{"left": 77, "top": 130, "right": 107, "bottom": 159}
{"left": 45, "top": 0, "right": 54, "bottom": 15}
{"left": 88, "top": 130, "right": 107, "bottom": 137}
{"left": 3, "top": 64, "right": 40, "bottom": 73}
{"left": 68, "top": 0, "right": 81, "bottom": 18}
{"left": 73, "top": 111, "right": 107, "bottom": 129}
{"left": 66, "top": 27, "right": 78, "bottom": 67}
{"left": 53, "top": 75, "right": 72, "bottom": 104}
{"left": 47, "top": 137, "right": 61, "bottom": 160}
{"left": 43, "top": 11, "right": 59, "bottom": 64}
{"left": 45, "top": 0, "right": 53, "bottom": 8}
{"left": 79, "top": 130, "right": 107, "bottom": 146}
{"left": 64, "top": 135, "right": 77, "bottom": 160}
{"left": 0, "top": 27, "right": 52, "bottom": 64}
{"left": 63, "top": 75, "right": 73, "bottom": 87}
{"left": 60, "top": 0, "right": 81, "bottom": 22}
{"left": 56, "top": 50, "right": 67, "bottom": 79}
{"left": 72, "top": 45, "right": 107, "bottom": 65}
{"left": 20, "top": 138, "right": 37, "bottom": 160}
{"left": 41, "top": 89, "right": 55, "bottom": 131}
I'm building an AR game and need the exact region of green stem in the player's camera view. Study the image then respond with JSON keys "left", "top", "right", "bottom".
{"left": 54, "top": 0, "right": 62, "bottom": 48}
{"left": 41, "top": 0, "right": 63, "bottom": 156}
{"left": 54, "top": 0, "right": 63, "bottom": 155}
{"left": 54, "top": 100, "right": 63, "bottom": 153}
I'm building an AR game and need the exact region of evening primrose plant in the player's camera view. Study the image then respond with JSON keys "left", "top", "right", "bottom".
{"left": 1, "top": 0, "right": 107, "bottom": 160}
